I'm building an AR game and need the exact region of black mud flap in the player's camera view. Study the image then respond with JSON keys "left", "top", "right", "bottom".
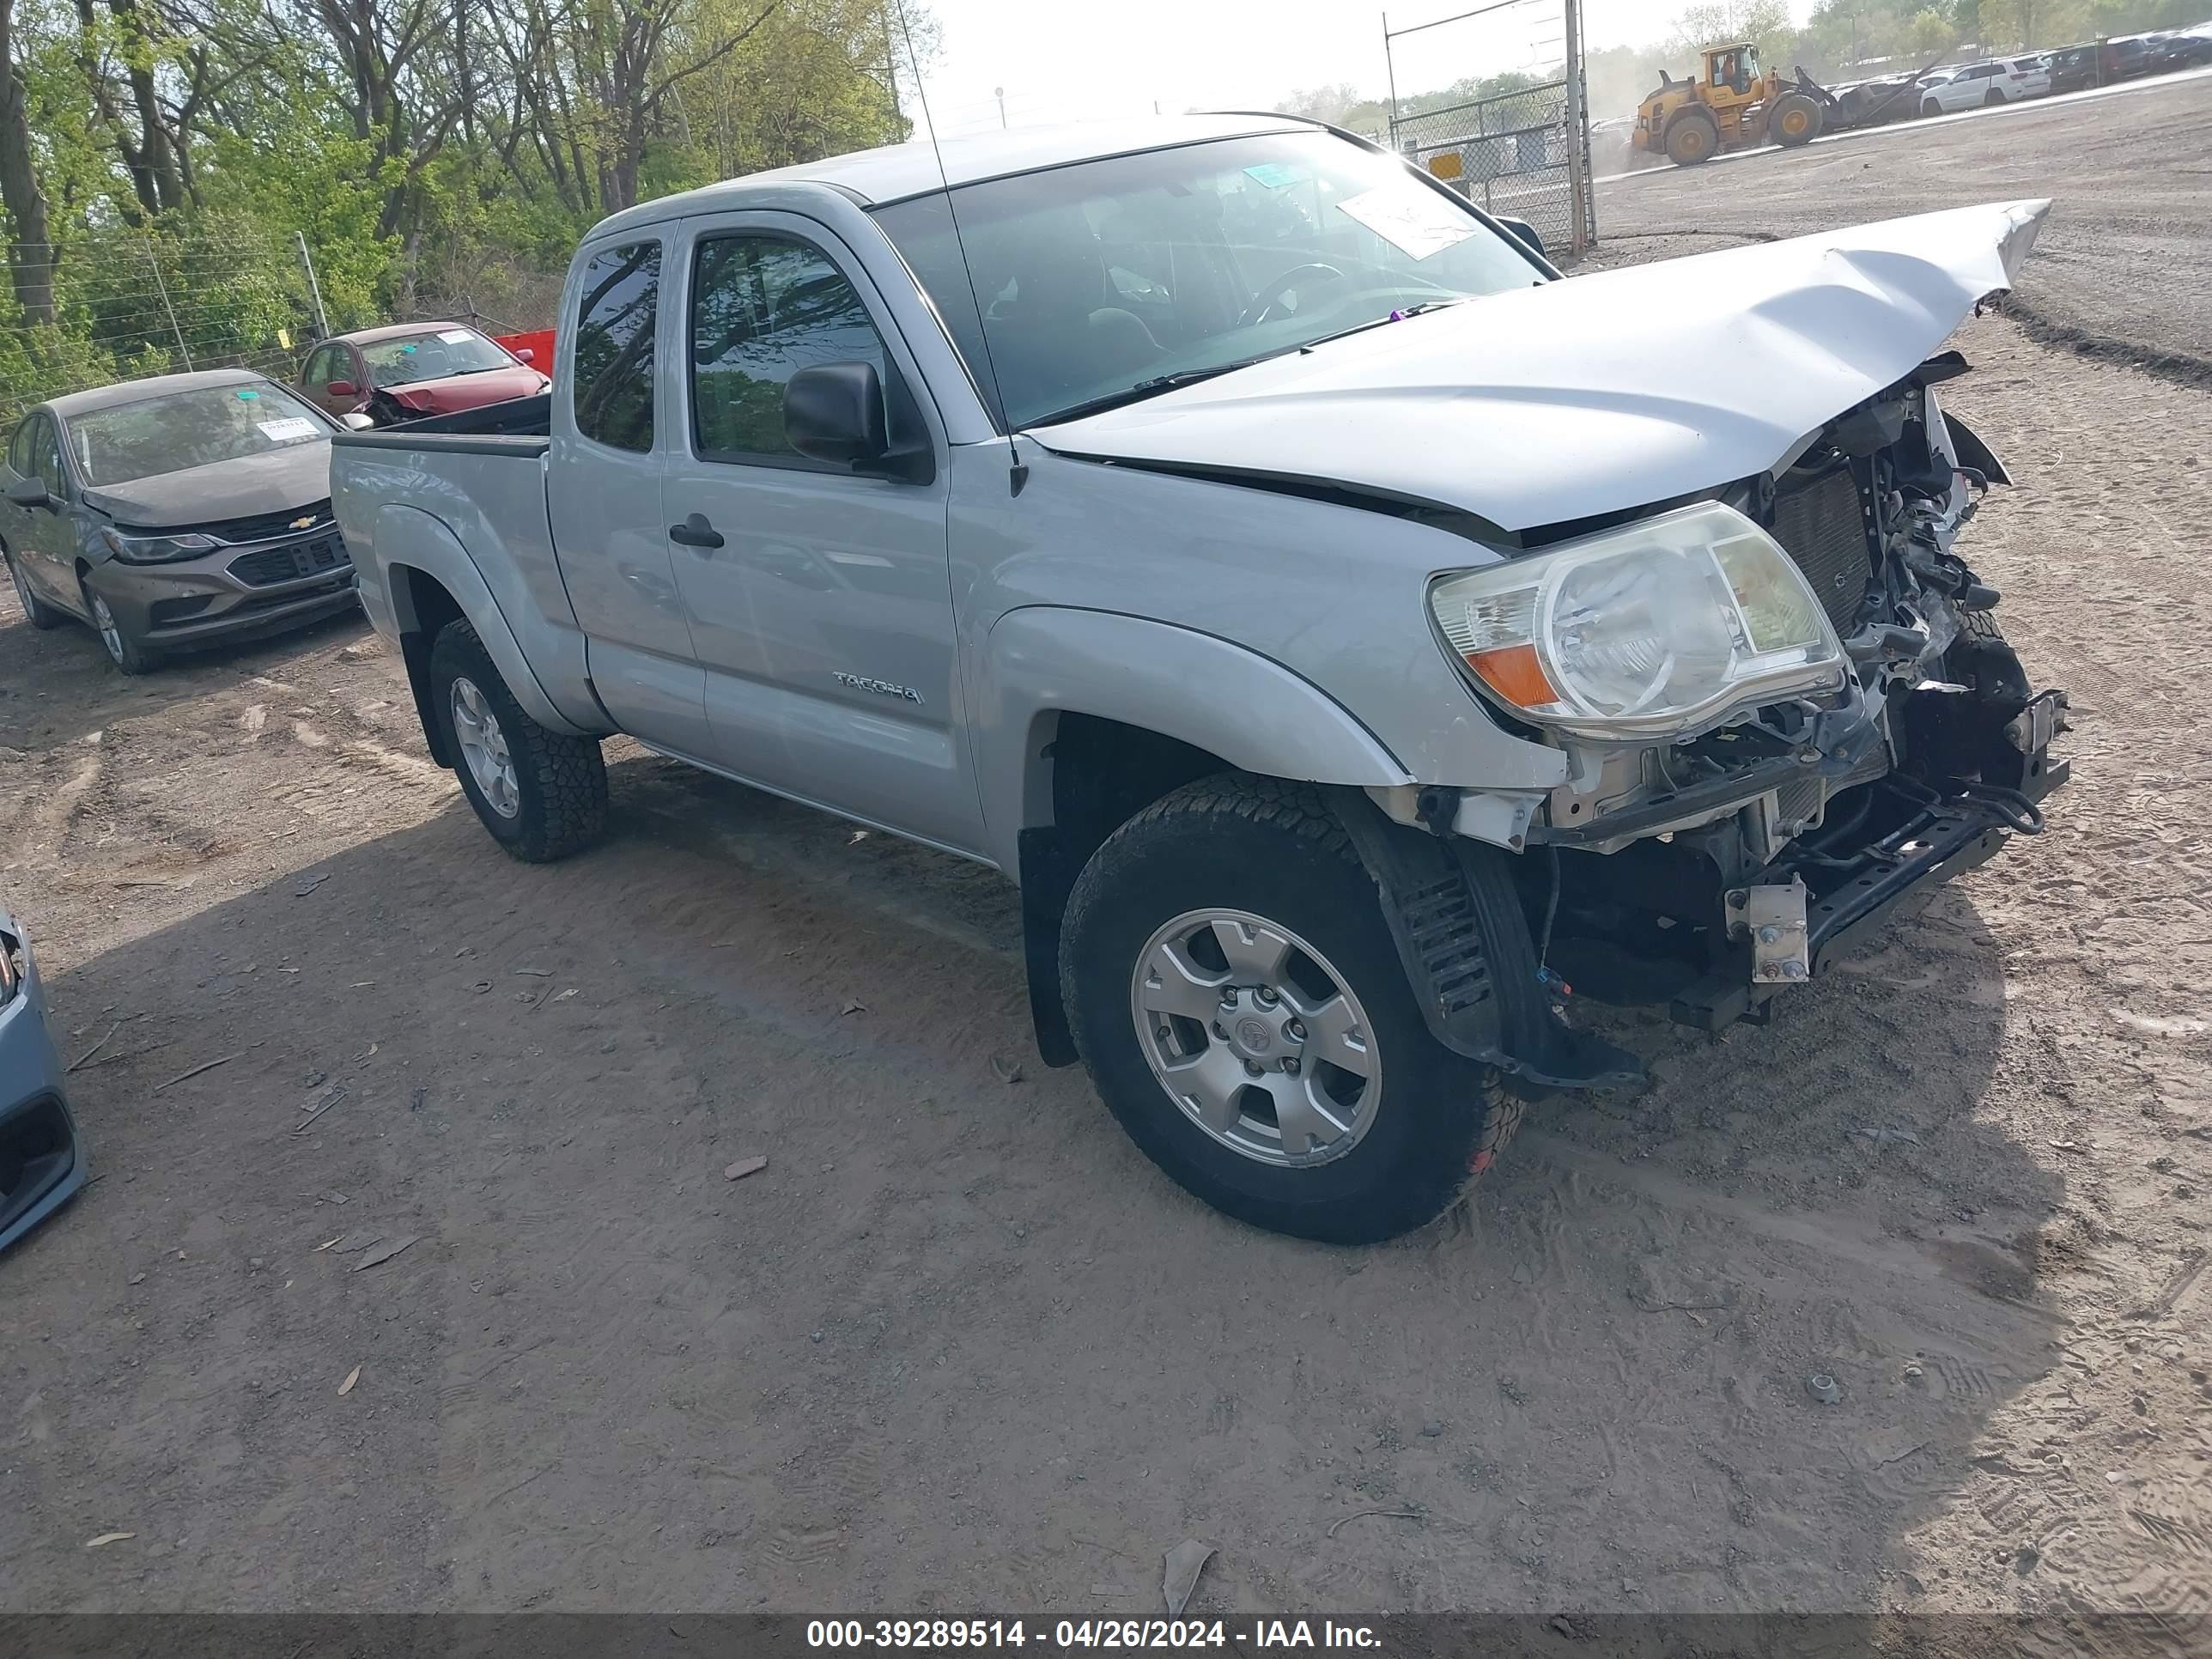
{"left": 1018, "top": 826, "right": 1080, "bottom": 1068}
{"left": 1328, "top": 789, "right": 1645, "bottom": 1094}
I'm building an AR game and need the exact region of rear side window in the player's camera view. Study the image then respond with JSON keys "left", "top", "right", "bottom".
{"left": 6, "top": 416, "right": 31, "bottom": 478}
{"left": 571, "top": 242, "right": 661, "bottom": 453}
{"left": 689, "top": 235, "right": 890, "bottom": 465}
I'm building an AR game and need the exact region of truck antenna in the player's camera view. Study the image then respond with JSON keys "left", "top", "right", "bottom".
{"left": 888, "top": 0, "right": 1027, "bottom": 495}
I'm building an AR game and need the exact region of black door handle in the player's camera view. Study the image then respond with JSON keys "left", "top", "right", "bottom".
{"left": 668, "top": 514, "right": 724, "bottom": 550}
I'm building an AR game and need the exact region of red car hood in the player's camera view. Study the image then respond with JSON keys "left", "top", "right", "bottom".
{"left": 382, "top": 364, "right": 548, "bottom": 415}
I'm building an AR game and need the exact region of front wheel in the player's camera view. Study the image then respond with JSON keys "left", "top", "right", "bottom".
{"left": 1984, "top": 88, "right": 2005, "bottom": 106}
{"left": 1060, "top": 776, "right": 1531, "bottom": 1244}
{"left": 1923, "top": 98, "right": 1943, "bottom": 118}
{"left": 81, "top": 575, "right": 153, "bottom": 673}
{"left": 428, "top": 618, "right": 608, "bottom": 862}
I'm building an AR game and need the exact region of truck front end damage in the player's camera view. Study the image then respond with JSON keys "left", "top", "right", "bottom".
{"left": 1395, "top": 356, "right": 2065, "bottom": 1078}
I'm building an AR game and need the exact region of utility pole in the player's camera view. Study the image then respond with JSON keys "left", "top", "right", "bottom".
{"left": 1382, "top": 13, "right": 1401, "bottom": 149}
{"left": 295, "top": 230, "right": 330, "bottom": 342}
{"left": 1563, "top": 0, "right": 1590, "bottom": 255}
{"left": 143, "top": 237, "right": 191, "bottom": 370}
{"left": 994, "top": 86, "right": 1006, "bottom": 129}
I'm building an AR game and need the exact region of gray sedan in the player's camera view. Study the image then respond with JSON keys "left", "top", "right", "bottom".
{"left": 1, "top": 368, "right": 363, "bottom": 673}
{"left": 0, "top": 903, "right": 84, "bottom": 1253}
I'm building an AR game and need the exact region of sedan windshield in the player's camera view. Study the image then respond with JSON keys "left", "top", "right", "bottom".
{"left": 65, "top": 383, "right": 330, "bottom": 487}
{"left": 361, "top": 328, "right": 515, "bottom": 387}
{"left": 873, "top": 131, "right": 1547, "bottom": 429}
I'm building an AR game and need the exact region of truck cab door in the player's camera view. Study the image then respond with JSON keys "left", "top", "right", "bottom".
{"left": 658, "top": 210, "right": 979, "bottom": 857}
{"left": 545, "top": 234, "right": 712, "bottom": 758}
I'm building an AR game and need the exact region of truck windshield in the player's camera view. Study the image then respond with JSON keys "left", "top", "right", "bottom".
{"left": 872, "top": 131, "right": 1546, "bottom": 430}
{"left": 64, "top": 383, "right": 330, "bottom": 487}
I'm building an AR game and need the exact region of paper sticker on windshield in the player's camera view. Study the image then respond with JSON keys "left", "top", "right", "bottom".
{"left": 258, "top": 417, "right": 319, "bottom": 442}
{"left": 1334, "top": 184, "right": 1480, "bottom": 260}
{"left": 234, "top": 388, "right": 259, "bottom": 399}
{"left": 1243, "top": 162, "right": 1304, "bottom": 189}
{"left": 436, "top": 329, "right": 473, "bottom": 343}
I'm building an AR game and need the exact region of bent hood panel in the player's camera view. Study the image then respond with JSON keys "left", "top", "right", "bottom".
{"left": 82, "top": 438, "right": 336, "bottom": 528}
{"left": 1030, "top": 200, "right": 2050, "bottom": 533}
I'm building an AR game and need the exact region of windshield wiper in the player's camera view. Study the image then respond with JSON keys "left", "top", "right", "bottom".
{"left": 1296, "top": 296, "right": 1472, "bottom": 353}
{"left": 1030, "top": 358, "right": 1273, "bottom": 427}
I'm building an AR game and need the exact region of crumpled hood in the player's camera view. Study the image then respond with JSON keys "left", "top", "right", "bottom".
{"left": 1030, "top": 200, "right": 2050, "bottom": 534}
{"left": 82, "top": 438, "right": 334, "bottom": 529}
{"left": 383, "top": 366, "right": 549, "bottom": 416}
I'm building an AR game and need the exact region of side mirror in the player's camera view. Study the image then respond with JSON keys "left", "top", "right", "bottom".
{"left": 340, "top": 411, "right": 376, "bottom": 431}
{"left": 326, "top": 380, "right": 358, "bottom": 398}
{"left": 1496, "top": 216, "right": 1547, "bottom": 260}
{"left": 514, "top": 348, "right": 536, "bottom": 365}
{"left": 4, "top": 477, "right": 50, "bottom": 511}
{"left": 786, "top": 362, "right": 890, "bottom": 467}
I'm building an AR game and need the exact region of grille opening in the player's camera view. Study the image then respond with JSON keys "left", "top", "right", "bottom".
{"left": 228, "top": 534, "right": 349, "bottom": 588}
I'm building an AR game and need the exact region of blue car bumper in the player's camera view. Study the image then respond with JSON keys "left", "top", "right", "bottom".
{"left": 0, "top": 909, "right": 87, "bottom": 1253}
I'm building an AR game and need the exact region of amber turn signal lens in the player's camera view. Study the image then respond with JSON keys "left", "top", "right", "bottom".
{"left": 1465, "top": 641, "right": 1559, "bottom": 709}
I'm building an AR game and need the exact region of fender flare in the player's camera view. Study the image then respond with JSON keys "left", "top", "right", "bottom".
{"left": 975, "top": 606, "right": 1415, "bottom": 867}
{"left": 374, "top": 505, "right": 593, "bottom": 738}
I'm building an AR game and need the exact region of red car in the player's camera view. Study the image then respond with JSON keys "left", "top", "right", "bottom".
{"left": 298, "top": 323, "right": 550, "bottom": 426}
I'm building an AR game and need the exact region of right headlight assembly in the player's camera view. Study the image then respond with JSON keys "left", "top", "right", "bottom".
{"left": 1428, "top": 500, "right": 1848, "bottom": 741}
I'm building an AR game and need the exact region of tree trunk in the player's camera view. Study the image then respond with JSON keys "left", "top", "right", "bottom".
{"left": 0, "top": 0, "right": 56, "bottom": 325}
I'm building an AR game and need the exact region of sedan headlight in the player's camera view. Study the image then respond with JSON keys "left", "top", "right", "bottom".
{"left": 1428, "top": 501, "right": 1847, "bottom": 740}
{"left": 100, "top": 526, "right": 217, "bottom": 565}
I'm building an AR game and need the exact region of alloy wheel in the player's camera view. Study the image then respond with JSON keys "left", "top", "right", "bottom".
{"left": 1129, "top": 907, "right": 1382, "bottom": 1168}
{"left": 450, "top": 675, "right": 520, "bottom": 818}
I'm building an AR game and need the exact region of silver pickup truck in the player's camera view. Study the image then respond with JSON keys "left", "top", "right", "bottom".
{"left": 335, "top": 115, "right": 2067, "bottom": 1243}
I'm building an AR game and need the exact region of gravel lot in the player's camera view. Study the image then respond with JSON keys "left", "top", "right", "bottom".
{"left": 1596, "top": 71, "right": 2212, "bottom": 377}
{"left": 3, "top": 88, "right": 2210, "bottom": 1626}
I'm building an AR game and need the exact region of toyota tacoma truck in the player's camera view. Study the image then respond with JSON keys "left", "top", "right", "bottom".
{"left": 333, "top": 115, "right": 2068, "bottom": 1243}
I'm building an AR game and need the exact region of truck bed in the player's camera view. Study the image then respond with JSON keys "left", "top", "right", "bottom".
{"left": 332, "top": 392, "right": 552, "bottom": 456}
{"left": 331, "top": 390, "right": 602, "bottom": 738}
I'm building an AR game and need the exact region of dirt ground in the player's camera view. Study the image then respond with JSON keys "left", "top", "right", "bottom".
{"left": 4, "top": 92, "right": 2211, "bottom": 1626}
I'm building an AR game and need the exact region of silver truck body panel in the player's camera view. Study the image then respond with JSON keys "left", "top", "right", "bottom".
{"left": 351, "top": 486, "right": 601, "bottom": 738}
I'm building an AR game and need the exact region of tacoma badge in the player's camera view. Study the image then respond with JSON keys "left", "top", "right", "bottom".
{"left": 834, "top": 672, "right": 923, "bottom": 704}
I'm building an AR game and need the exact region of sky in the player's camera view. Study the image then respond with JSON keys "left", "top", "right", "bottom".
{"left": 902, "top": 0, "right": 1820, "bottom": 139}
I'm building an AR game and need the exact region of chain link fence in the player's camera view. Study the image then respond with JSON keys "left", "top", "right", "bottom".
{"left": 1389, "top": 80, "right": 1594, "bottom": 250}
{"left": 1382, "top": 1, "right": 1596, "bottom": 257}
{"left": 1, "top": 224, "right": 325, "bottom": 426}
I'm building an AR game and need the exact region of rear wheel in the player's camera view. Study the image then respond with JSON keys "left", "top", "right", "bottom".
{"left": 80, "top": 575, "right": 153, "bottom": 674}
{"left": 1664, "top": 110, "right": 1720, "bottom": 165}
{"left": 1060, "top": 775, "right": 1532, "bottom": 1244}
{"left": 428, "top": 618, "right": 608, "bottom": 862}
{"left": 4, "top": 551, "right": 61, "bottom": 629}
{"left": 1771, "top": 90, "right": 1823, "bottom": 147}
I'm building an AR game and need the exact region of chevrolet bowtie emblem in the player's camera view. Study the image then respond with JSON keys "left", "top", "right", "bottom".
{"left": 290, "top": 516, "right": 317, "bottom": 531}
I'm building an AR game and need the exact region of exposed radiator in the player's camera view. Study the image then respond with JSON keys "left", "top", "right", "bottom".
{"left": 1770, "top": 466, "right": 1872, "bottom": 635}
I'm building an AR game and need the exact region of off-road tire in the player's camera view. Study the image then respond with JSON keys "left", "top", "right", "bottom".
{"left": 5, "top": 550, "right": 61, "bottom": 629}
{"left": 1060, "top": 774, "right": 1527, "bottom": 1245}
{"left": 1664, "top": 110, "right": 1720, "bottom": 165}
{"left": 1771, "top": 90, "right": 1822, "bottom": 147}
{"left": 428, "top": 618, "right": 608, "bottom": 863}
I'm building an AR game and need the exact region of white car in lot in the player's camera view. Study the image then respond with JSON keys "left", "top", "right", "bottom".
{"left": 1920, "top": 59, "right": 2042, "bottom": 113}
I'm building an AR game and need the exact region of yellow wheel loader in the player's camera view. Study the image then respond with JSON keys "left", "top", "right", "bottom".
{"left": 1632, "top": 43, "right": 1936, "bottom": 167}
